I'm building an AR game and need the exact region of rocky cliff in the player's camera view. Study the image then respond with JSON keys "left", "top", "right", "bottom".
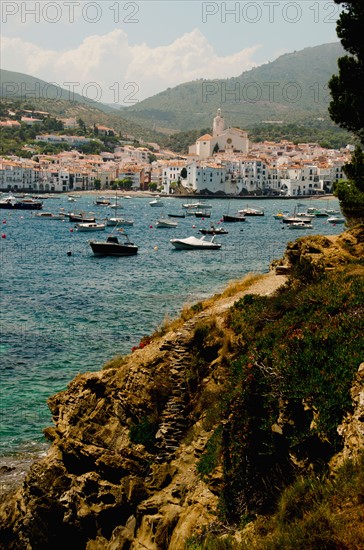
{"left": 0, "top": 227, "right": 363, "bottom": 549}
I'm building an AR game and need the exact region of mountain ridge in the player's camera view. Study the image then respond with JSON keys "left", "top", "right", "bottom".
{"left": 121, "top": 42, "right": 345, "bottom": 132}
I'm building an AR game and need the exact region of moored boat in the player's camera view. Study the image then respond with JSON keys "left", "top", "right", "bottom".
{"left": 282, "top": 215, "right": 312, "bottom": 224}
{"left": 156, "top": 218, "right": 178, "bottom": 228}
{"left": 0, "top": 195, "right": 43, "bottom": 210}
{"left": 222, "top": 214, "right": 246, "bottom": 223}
{"left": 287, "top": 221, "right": 313, "bottom": 229}
{"left": 150, "top": 198, "right": 164, "bottom": 207}
{"left": 75, "top": 222, "right": 105, "bottom": 232}
{"left": 106, "top": 217, "right": 134, "bottom": 227}
{"left": 199, "top": 224, "right": 228, "bottom": 235}
{"left": 89, "top": 234, "right": 138, "bottom": 256}
{"left": 32, "top": 211, "right": 66, "bottom": 220}
{"left": 238, "top": 206, "right": 264, "bottom": 216}
{"left": 327, "top": 216, "right": 346, "bottom": 224}
{"left": 194, "top": 210, "right": 211, "bottom": 218}
{"left": 170, "top": 235, "right": 221, "bottom": 250}
{"left": 67, "top": 212, "right": 96, "bottom": 223}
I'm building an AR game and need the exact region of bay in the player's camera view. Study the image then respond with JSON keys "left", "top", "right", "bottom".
{"left": 0, "top": 194, "right": 344, "bottom": 486}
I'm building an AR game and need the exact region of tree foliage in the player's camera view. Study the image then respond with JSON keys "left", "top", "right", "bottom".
{"left": 328, "top": 1, "right": 364, "bottom": 145}
{"left": 329, "top": 1, "right": 364, "bottom": 219}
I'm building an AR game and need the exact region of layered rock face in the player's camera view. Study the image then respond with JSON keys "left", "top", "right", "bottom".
{"left": 0, "top": 313, "right": 225, "bottom": 549}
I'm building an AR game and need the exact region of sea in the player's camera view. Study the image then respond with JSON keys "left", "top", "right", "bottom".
{"left": 0, "top": 194, "right": 344, "bottom": 492}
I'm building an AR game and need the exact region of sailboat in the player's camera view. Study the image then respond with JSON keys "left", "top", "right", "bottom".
{"left": 105, "top": 194, "right": 133, "bottom": 226}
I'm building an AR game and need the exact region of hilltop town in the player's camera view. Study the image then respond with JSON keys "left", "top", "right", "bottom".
{"left": 0, "top": 106, "right": 351, "bottom": 197}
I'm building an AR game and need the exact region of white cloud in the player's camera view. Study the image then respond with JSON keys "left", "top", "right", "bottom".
{"left": 0, "top": 29, "right": 262, "bottom": 104}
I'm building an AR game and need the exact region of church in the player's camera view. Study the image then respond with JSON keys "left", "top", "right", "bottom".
{"left": 188, "top": 109, "right": 249, "bottom": 158}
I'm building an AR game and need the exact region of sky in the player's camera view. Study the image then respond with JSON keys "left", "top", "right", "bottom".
{"left": 0, "top": 1, "right": 342, "bottom": 105}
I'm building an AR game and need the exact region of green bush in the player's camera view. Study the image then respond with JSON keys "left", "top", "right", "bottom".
{"left": 129, "top": 416, "right": 159, "bottom": 452}
{"left": 221, "top": 269, "right": 364, "bottom": 520}
{"left": 197, "top": 426, "right": 223, "bottom": 479}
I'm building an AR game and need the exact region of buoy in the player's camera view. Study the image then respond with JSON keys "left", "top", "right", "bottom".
{"left": 1, "top": 234, "right": 6, "bottom": 239}
{"left": 192, "top": 224, "right": 196, "bottom": 228}
{"left": 149, "top": 225, "right": 153, "bottom": 228}
{"left": 70, "top": 228, "right": 74, "bottom": 233}
{"left": 154, "top": 246, "right": 158, "bottom": 251}
{"left": 2, "top": 220, "right": 6, "bottom": 224}
{"left": 67, "top": 251, "right": 72, "bottom": 257}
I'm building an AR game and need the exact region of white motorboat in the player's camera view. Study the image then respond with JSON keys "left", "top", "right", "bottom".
{"left": 327, "top": 216, "right": 346, "bottom": 224}
{"left": 156, "top": 218, "right": 178, "bottom": 228}
{"left": 287, "top": 221, "right": 313, "bottom": 229}
{"left": 182, "top": 202, "right": 212, "bottom": 210}
{"left": 150, "top": 198, "right": 164, "bottom": 207}
{"left": 282, "top": 215, "right": 313, "bottom": 224}
{"left": 238, "top": 207, "right": 264, "bottom": 216}
{"left": 75, "top": 222, "right": 106, "bottom": 232}
{"left": 106, "top": 217, "right": 134, "bottom": 227}
{"left": 170, "top": 235, "right": 221, "bottom": 250}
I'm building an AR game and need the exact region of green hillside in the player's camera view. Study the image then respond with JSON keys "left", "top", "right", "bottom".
{"left": 121, "top": 42, "right": 345, "bottom": 132}
{"left": 0, "top": 69, "right": 120, "bottom": 114}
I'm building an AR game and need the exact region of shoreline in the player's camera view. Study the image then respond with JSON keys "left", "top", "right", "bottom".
{"left": 4, "top": 189, "right": 337, "bottom": 201}
{"left": 0, "top": 269, "right": 287, "bottom": 496}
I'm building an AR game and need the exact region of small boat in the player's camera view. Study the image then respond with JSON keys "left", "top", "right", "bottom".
{"left": 156, "top": 218, "right": 178, "bottom": 228}
{"left": 238, "top": 207, "right": 264, "bottom": 216}
{"left": 194, "top": 210, "right": 211, "bottom": 218}
{"left": 222, "top": 214, "right": 246, "bottom": 223}
{"left": 75, "top": 222, "right": 105, "bottom": 232}
{"left": 168, "top": 213, "right": 185, "bottom": 218}
{"left": 94, "top": 198, "right": 111, "bottom": 206}
{"left": 170, "top": 235, "right": 221, "bottom": 250}
{"left": 182, "top": 202, "right": 212, "bottom": 210}
{"left": 296, "top": 212, "right": 315, "bottom": 218}
{"left": 68, "top": 212, "right": 96, "bottom": 223}
{"left": 199, "top": 224, "right": 228, "bottom": 235}
{"left": 307, "top": 207, "right": 328, "bottom": 217}
{"left": 282, "top": 215, "right": 312, "bottom": 225}
{"left": 273, "top": 211, "right": 288, "bottom": 220}
{"left": 327, "top": 216, "right": 346, "bottom": 224}
{"left": 287, "top": 221, "right": 313, "bottom": 229}
{"left": 68, "top": 197, "right": 76, "bottom": 202}
{"left": 0, "top": 195, "right": 43, "bottom": 210}
{"left": 32, "top": 211, "right": 66, "bottom": 220}
{"left": 150, "top": 198, "right": 164, "bottom": 207}
{"left": 90, "top": 234, "right": 138, "bottom": 256}
{"left": 106, "top": 217, "right": 134, "bottom": 227}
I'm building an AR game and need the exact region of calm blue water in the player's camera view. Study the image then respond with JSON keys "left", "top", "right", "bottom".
{"left": 0, "top": 195, "right": 344, "bottom": 470}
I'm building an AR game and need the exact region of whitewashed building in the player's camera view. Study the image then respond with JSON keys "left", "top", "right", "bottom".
{"left": 186, "top": 161, "right": 227, "bottom": 193}
{"left": 189, "top": 109, "right": 249, "bottom": 158}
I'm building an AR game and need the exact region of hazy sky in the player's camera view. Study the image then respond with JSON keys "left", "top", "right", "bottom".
{"left": 1, "top": 1, "right": 342, "bottom": 104}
